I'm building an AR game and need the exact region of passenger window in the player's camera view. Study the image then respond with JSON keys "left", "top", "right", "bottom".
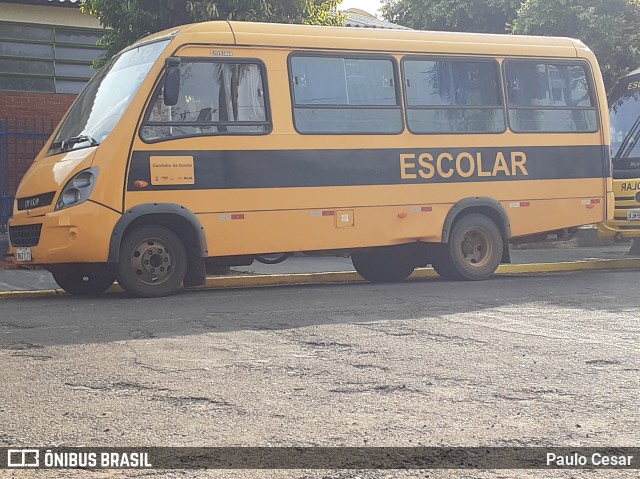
{"left": 505, "top": 61, "right": 598, "bottom": 133}
{"left": 290, "top": 55, "right": 403, "bottom": 134}
{"left": 403, "top": 59, "right": 505, "bottom": 134}
{"left": 141, "top": 61, "right": 270, "bottom": 141}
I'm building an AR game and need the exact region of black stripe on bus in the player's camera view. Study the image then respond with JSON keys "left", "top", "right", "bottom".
{"left": 128, "top": 145, "right": 608, "bottom": 191}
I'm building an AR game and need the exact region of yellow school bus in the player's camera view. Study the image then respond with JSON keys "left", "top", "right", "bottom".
{"left": 598, "top": 69, "right": 640, "bottom": 241}
{"left": 8, "top": 21, "right": 612, "bottom": 297}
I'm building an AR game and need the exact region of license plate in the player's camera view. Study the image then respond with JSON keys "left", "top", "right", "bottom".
{"left": 627, "top": 209, "right": 640, "bottom": 221}
{"left": 16, "top": 247, "right": 32, "bottom": 262}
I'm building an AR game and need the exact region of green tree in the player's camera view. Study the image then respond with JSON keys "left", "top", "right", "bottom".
{"left": 511, "top": 0, "right": 640, "bottom": 92}
{"left": 81, "top": 0, "right": 344, "bottom": 67}
{"left": 381, "top": 0, "right": 522, "bottom": 33}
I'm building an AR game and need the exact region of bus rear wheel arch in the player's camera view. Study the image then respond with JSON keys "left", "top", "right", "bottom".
{"left": 431, "top": 213, "right": 504, "bottom": 281}
{"left": 116, "top": 225, "right": 188, "bottom": 297}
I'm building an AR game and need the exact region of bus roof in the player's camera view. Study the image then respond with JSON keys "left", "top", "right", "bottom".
{"left": 140, "top": 20, "right": 584, "bottom": 58}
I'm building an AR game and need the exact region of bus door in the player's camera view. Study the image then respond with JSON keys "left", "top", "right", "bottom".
{"left": 125, "top": 49, "right": 273, "bottom": 256}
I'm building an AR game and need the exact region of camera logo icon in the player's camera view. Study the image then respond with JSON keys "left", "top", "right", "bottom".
{"left": 7, "top": 449, "right": 40, "bottom": 468}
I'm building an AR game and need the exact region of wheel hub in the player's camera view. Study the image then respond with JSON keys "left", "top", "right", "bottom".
{"left": 460, "top": 228, "right": 491, "bottom": 267}
{"left": 131, "top": 239, "right": 173, "bottom": 285}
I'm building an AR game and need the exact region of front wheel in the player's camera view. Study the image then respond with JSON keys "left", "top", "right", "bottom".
{"left": 50, "top": 264, "right": 115, "bottom": 296}
{"left": 116, "top": 225, "right": 187, "bottom": 298}
{"left": 431, "top": 213, "right": 503, "bottom": 281}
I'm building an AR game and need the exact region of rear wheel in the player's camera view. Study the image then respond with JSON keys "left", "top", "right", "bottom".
{"left": 116, "top": 225, "right": 187, "bottom": 298}
{"left": 431, "top": 213, "right": 503, "bottom": 281}
{"left": 51, "top": 264, "right": 115, "bottom": 296}
{"left": 352, "top": 245, "right": 416, "bottom": 283}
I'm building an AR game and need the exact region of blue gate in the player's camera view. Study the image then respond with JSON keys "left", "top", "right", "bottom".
{"left": 0, "top": 118, "right": 54, "bottom": 232}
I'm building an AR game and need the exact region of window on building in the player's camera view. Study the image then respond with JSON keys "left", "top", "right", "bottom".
{"left": 290, "top": 55, "right": 403, "bottom": 134}
{"left": 403, "top": 58, "right": 505, "bottom": 134}
{"left": 505, "top": 61, "right": 598, "bottom": 133}
{"left": 0, "top": 21, "right": 104, "bottom": 94}
{"left": 141, "top": 61, "right": 271, "bottom": 141}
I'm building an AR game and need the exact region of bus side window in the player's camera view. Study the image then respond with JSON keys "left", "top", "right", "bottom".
{"left": 289, "top": 55, "right": 403, "bottom": 134}
{"left": 141, "top": 60, "right": 271, "bottom": 141}
{"left": 505, "top": 60, "right": 598, "bottom": 133}
{"left": 403, "top": 58, "right": 505, "bottom": 134}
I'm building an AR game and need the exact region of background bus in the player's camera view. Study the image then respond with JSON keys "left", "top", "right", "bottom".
{"left": 599, "top": 68, "right": 640, "bottom": 244}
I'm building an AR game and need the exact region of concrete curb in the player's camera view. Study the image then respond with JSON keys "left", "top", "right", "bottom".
{"left": 1, "top": 258, "right": 640, "bottom": 300}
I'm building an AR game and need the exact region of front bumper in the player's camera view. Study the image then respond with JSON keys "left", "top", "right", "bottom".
{"left": 8, "top": 201, "right": 120, "bottom": 265}
{"left": 598, "top": 220, "right": 640, "bottom": 240}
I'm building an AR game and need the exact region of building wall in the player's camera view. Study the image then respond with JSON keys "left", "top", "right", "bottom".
{"left": 0, "top": 2, "right": 104, "bottom": 116}
{"left": 0, "top": 2, "right": 103, "bottom": 224}
{"left": 0, "top": 2, "right": 101, "bottom": 28}
{"left": 0, "top": 92, "right": 75, "bottom": 124}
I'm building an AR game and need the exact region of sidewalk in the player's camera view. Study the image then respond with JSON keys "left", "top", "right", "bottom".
{"left": 0, "top": 244, "right": 638, "bottom": 293}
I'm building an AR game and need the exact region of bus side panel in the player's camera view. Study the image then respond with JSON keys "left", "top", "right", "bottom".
{"left": 125, "top": 176, "right": 606, "bottom": 256}
{"left": 125, "top": 46, "right": 608, "bottom": 257}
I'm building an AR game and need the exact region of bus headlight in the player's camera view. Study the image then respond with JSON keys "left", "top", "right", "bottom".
{"left": 55, "top": 168, "right": 98, "bottom": 210}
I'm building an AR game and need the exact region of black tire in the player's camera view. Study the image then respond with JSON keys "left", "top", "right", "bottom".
{"left": 116, "top": 225, "right": 187, "bottom": 298}
{"left": 352, "top": 246, "right": 416, "bottom": 283}
{"left": 51, "top": 264, "right": 115, "bottom": 296}
{"left": 431, "top": 213, "right": 503, "bottom": 281}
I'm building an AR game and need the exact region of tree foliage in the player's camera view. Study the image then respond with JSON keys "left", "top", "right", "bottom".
{"left": 511, "top": 0, "right": 640, "bottom": 92}
{"left": 81, "top": 0, "right": 344, "bottom": 67}
{"left": 381, "top": 0, "right": 522, "bottom": 33}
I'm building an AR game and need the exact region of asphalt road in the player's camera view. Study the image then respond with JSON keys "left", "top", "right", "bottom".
{"left": 0, "top": 270, "right": 639, "bottom": 478}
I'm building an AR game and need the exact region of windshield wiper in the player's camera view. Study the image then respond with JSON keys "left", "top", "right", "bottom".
{"left": 60, "top": 135, "right": 100, "bottom": 152}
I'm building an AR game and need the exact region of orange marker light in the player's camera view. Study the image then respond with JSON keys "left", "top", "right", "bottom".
{"left": 134, "top": 180, "right": 149, "bottom": 188}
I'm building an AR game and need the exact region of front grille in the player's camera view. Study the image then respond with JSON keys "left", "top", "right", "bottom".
{"left": 9, "top": 224, "right": 42, "bottom": 247}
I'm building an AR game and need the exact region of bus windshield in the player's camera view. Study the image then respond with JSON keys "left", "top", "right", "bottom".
{"left": 610, "top": 74, "right": 640, "bottom": 168}
{"left": 48, "top": 39, "right": 171, "bottom": 156}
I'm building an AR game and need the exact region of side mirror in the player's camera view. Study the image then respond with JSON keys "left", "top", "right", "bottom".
{"left": 163, "top": 67, "right": 180, "bottom": 106}
{"left": 163, "top": 58, "right": 181, "bottom": 106}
